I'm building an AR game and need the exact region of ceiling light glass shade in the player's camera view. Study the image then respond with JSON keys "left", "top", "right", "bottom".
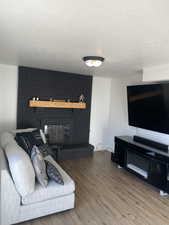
{"left": 85, "top": 59, "right": 102, "bottom": 67}
{"left": 83, "top": 56, "right": 105, "bottom": 67}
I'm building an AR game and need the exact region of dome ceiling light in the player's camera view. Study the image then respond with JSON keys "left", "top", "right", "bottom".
{"left": 82, "top": 56, "right": 105, "bottom": 67}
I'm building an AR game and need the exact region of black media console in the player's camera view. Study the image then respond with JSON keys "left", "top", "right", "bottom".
{"left": 112, "top": 136, "right": 169, "bottom": 195}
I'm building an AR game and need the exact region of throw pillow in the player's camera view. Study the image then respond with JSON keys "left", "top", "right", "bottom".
{"left": 5, "top": 141, "right": 35, "bottom": 197}
{"left": 15, "top": 132, "right": 35, "bottom": 156}
{"left": 44, "top": 155, "right": 64, "bottom": 185}
{"left": 31, "top": 145, "right": 48, "bottom": 187}
{"left": 38, "top": 144, "right": 54, "bottom": 157}
{"left": 31, "top": 129, "right": 44, "bottom": 146}
{"left": 15, "top": 129, "right": 45, "bottom": 155}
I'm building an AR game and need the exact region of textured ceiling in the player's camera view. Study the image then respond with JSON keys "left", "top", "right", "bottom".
{"left": 0, "top": 0, "right": 169, "bottom": 77}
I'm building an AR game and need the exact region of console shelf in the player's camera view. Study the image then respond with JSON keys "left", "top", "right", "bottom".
{"left": 112, "top": 136, "right": 169, "bottom": 194}
{"left": 127, "top": 164, "right": 148, "bottom": 179}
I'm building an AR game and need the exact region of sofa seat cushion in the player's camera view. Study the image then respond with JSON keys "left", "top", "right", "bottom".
{"left": 22, "top": 161, "right": 75, "bottom": 205}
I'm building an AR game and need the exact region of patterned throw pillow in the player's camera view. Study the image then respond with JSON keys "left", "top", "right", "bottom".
{"left": 45, "top": 156, "right": 64, "bottom": 185}
{"left": 38, "top": 144, "right": 54, "bottom": 157}
{"left": 31, "top": 145, "right": 48, "bottom": 187}
{"left": 46, "top": 162, "right": 64, "bottom": 185}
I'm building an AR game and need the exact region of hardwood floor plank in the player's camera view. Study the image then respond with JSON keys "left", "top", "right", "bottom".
{"left": 20, "top": 151, "right": 169, "bottom": 225}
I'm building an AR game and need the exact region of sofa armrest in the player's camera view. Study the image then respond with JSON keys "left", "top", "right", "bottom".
{"left": 0, "top": 149, "right": 21, "bottom": 225}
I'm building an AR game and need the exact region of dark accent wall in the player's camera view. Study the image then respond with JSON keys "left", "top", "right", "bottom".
{"left": 17, "top": 66, "right": 93, "bottom": 145}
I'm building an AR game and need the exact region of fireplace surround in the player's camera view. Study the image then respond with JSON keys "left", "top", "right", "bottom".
{"left": 17, "top": 66, "right": 94, "bottom": 160}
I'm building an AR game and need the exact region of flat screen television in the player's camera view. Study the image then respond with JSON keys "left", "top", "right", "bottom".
{"left": 127, "top": 83, "right": 169, "bottom": 134}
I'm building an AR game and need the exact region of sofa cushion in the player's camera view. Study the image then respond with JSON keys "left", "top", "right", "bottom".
{"left": 0, "top": 132, "right": 15, "bottom": 149}
{"left": 22, "top": 160, "right": 75, "bottom": 205}
{"left": 5, "top": 141, "right": 35, "bottom": 197}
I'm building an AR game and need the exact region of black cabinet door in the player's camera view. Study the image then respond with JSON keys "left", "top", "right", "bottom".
{"left": 165, "top": 165, "right": 169, "bottom": 193}
{"left": 113, "top": 142, "right": 126, "bottom": 167}
{"left": 148, "top": 161, "right": 167, "bottom": 190}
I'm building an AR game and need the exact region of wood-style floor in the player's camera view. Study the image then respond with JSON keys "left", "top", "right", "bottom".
{"left": 21, "top": 151, "right": 169, "bottom": 225}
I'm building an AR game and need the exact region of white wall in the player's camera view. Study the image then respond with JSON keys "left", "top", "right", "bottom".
{"left": 90, "top": 74, "right": 143, "bottom": 151}
{"left": 89, "top": 76, "right": 111, "bottom": 150}
{"left": 0, "top": 64, "right": 18, "bottom": 133}
{"left": 143, "top": 64, "right": 169, "bottom": 82}
{"left": 136, "top": 128, "right": 169, "bottom": 145}
{"left": 108, "top": 75, "right": 142, "bottom": 151}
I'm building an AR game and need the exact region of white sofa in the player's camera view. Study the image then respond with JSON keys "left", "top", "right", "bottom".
{"left": 0, "top": 133, "right": 75, "bottom": 225}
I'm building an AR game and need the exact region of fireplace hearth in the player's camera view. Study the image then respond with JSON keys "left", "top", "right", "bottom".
{"left": 41, "top": 117, "right": 94, "bottom": 160}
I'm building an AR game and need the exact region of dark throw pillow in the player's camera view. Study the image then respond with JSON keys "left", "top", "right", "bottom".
{"left": 15, "top": 129, "right": 45, "bottom": 155}
{"left": 45, "top": 156, "right": 64, "bottom": 185}
{"left": 15, "top": 132, "right": 35, "bottom": 155}
{"left": 31, "top": 129, "right": 44, "bottom": 146}
{"left": 38, "top": 144, "right": 54, "bottom": 157}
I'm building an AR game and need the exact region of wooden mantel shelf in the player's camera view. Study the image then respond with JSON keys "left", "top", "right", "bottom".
{"left": 29, "top": 100, "right": 86, "bottom": 109}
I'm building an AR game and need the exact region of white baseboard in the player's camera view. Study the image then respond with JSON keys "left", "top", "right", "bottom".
{"left": 94, "top": 144, "right": 113, "bottom": 152}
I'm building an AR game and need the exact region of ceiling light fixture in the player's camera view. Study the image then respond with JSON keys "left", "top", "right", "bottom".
{"left": 82, "top": 56, "right": 105, "bottom": 67}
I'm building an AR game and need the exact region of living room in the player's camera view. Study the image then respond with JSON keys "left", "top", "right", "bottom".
{"left": 1, "top": 1, "right": 169, "bottom": 225}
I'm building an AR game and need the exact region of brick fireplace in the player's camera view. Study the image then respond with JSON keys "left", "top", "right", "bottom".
{"left": 17, "top": 66, "right": 94, "bottom": 160}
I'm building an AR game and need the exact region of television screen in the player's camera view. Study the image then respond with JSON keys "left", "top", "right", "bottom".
{"left": 127, "top": 83, "right": 169, "bottom": 134}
